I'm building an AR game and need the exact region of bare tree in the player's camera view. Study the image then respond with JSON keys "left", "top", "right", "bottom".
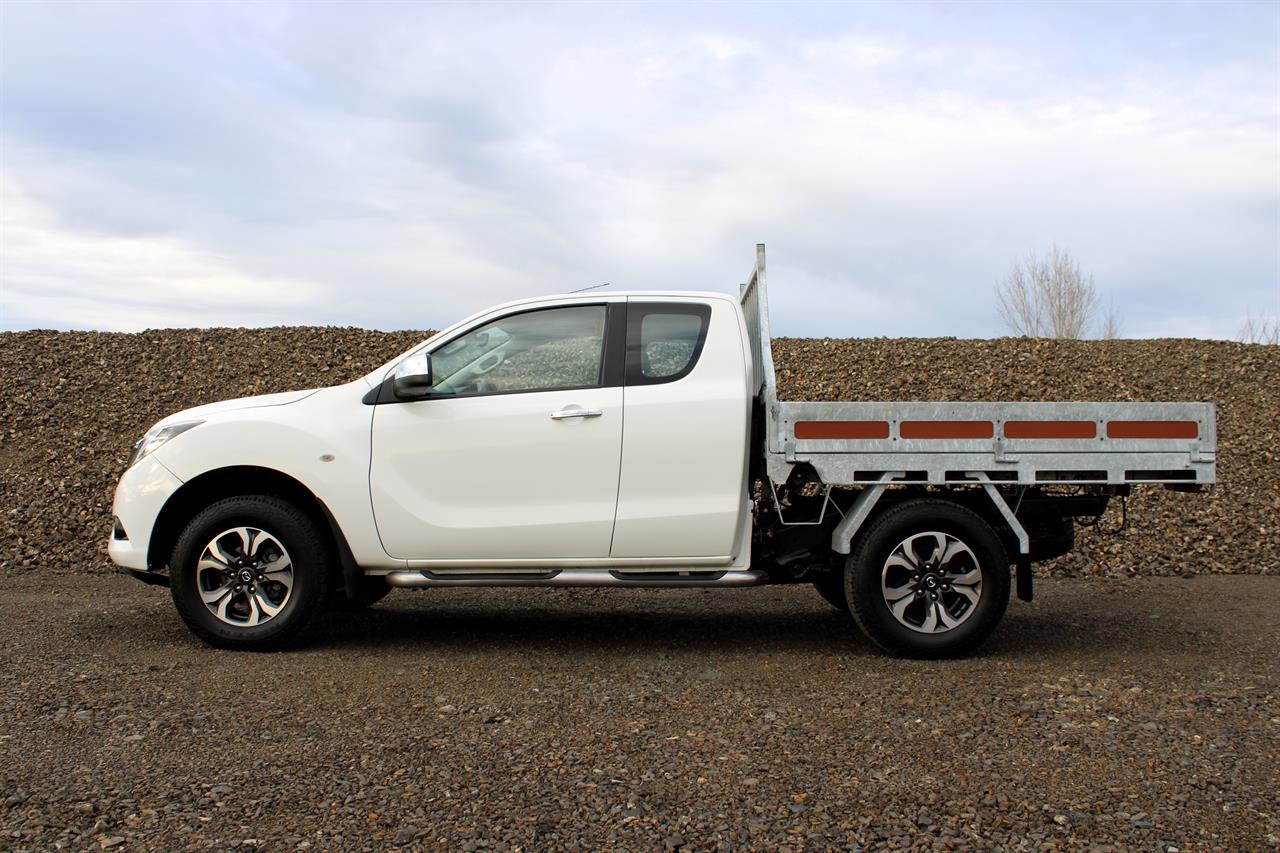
{"left": 1239, "top": 312, "right": 1279, "bottom": 345}
{"left": 996, "top": 244, "right": 1119, "bottom": 338}
{"left": 1100, "top": 298, "right": 1122, "bottom": 340}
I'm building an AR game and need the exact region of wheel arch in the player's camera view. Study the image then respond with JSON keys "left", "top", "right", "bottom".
{"left": 852, "top": 487, "right": 1023, "bottom": 564}
{"left": 148, "top": 465, "right": 361, "bottom": 595}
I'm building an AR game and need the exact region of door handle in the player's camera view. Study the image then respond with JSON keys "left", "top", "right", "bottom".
{"left": 550, "top": 407, "right": 603, "bottom": 420}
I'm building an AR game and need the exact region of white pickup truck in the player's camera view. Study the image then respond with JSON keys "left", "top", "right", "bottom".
{"left": 109, "top": 245, "right": 1216, "bottom": 657}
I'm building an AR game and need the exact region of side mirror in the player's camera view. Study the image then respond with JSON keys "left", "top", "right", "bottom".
{"left": 392, "top": 352, "right": 433, "bottom": 400}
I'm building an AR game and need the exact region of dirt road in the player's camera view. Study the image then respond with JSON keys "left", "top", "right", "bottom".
{"left": 3, "top": 575, "right": 1277, "bottom": 850}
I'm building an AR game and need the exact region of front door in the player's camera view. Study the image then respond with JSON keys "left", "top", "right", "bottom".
{"left": 370, "top": 303, "right": 624, "bottom": 561}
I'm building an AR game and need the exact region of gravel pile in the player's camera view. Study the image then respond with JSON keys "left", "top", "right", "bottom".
{"left": 1, "top": 329, "right": 1276, "bottom": 576}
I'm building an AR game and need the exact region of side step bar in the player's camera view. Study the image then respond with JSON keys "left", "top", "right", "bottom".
{"left": 384, "top": 569, "right": 769, "bottom": 589}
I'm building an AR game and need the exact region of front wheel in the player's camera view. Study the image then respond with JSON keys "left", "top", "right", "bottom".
{"left": 846, "top": 500, "right": 1010, "bottom": 659}
{"left": 169, "top": 495, "right": 333, "bottom": 650}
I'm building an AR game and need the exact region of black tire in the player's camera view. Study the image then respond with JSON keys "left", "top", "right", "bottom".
{"left": 812, "top": 572, "right": 849, "bottom": 612}
{"left": 170, "top": 495, "right": 333, "bottom": 650}
{"left": 330, "top": 576, "right": 392, "bottom": 610}
{"left": 846, "top": 499, "right": 1010, "bottom": 659}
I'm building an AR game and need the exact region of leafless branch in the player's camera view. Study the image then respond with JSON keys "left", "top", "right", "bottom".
{"left": 1239, "top": 312, "right": 1279, "bottom": 345}
{"left": 995, "top": 244, "right": 1119, "bottom": 339}
{"left": 1100, "top": 298, "right": 1122, "bottom": 340}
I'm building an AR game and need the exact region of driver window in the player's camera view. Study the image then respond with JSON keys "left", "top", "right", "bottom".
{"left": 430, "top": 305, "right": 607, "bottom": 396}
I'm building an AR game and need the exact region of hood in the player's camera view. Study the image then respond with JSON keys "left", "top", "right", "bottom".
{"left": 157, "top": 388, "right": 320, "bottom": 426}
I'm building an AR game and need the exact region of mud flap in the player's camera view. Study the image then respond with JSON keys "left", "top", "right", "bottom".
{"left": 1015, "top": 556, "right": 1033, "bottom": 602}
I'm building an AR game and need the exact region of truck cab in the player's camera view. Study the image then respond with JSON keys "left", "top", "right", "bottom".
{"left": 361, "top": 292, "right": 751, "bottom": 566}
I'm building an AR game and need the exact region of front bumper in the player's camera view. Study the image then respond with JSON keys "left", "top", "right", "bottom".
{"left": 107, "top": 455, "right": 184, "bottom": 573}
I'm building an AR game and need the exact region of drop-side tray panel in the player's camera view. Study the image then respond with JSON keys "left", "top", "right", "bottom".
{"left": 773, "top": 400, "right": 1217, "bottom": 486}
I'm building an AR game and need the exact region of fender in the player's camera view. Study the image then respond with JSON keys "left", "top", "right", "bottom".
{"left": 150, "top": 382, "right": 404, "bottom": 572}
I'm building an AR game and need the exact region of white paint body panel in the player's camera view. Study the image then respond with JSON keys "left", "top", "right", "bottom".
{"left": 150, "top": 381, "right": 404, "bottom": 570}
{"left": 370, "top": 386, "right": 624, "bottom": 560}
{"left": 108, "top": 454, "right": 184, "bottom": 570}
{"left": 610, "top": 295, "right": 751, "bottom": 559}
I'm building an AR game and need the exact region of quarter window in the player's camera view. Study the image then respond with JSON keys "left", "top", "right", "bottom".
{"left": 430, "top": 305, "right": 607, "bottom": 397}
{"left": 626, "top": 303, "right": 711, "bottom": 385}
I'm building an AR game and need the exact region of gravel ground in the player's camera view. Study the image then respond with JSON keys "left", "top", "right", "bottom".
{"left": 2, "top": 574, "right": 1277, "bottom": 851}
{"left": 2, "top": 329, "right": 1276, "bottom": 847}
{"left": 1, "top": 329, "right": 1276, "bottom": 579}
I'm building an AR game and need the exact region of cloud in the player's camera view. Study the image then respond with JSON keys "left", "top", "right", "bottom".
{"left": 0, "top": 179, "right": 321, "bottom": 329}
{"left": 1, "top": 2, "right": 1276, "bottom": 338}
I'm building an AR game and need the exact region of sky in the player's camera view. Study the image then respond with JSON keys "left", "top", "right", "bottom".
{"left": 1, "top": 0, "right": 1277, "bottom": 339}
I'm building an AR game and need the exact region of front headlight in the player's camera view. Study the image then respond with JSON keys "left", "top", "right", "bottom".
{"left": 126, "top": 420, "right": 204, "bottom": 469}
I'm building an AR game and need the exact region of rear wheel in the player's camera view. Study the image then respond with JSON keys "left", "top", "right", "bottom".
{"left": 846, "top": 500, "right": 1010, "bottom": 659}
{"left": 170, "top": 495, "right": 332, "bottom": 650}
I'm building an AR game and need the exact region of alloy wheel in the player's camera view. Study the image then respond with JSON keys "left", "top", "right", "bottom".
{"left": 880, "top": 531, "right": 983, "bottom": 634}
{"left": 196, "top": 527, "right": 295, "bottom": 627}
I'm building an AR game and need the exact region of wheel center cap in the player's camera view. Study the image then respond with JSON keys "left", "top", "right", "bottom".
{"left": 238, "top": 569, "right": 255, "bottom": 584}
{"left": 923, "top": 574, "right": 939, "bottom": 589}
